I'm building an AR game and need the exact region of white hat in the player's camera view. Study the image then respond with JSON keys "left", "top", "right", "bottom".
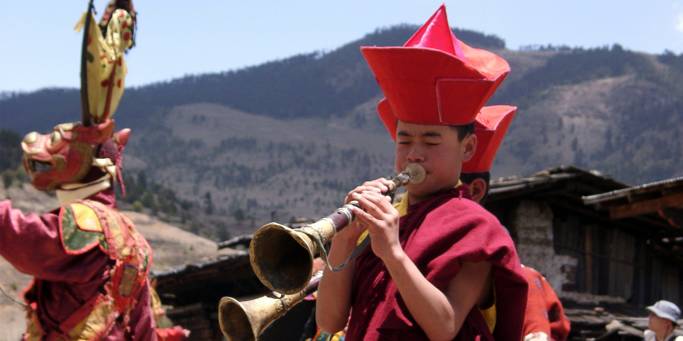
{"left": 647, "top": 300, "right": 681, "bottom": 324}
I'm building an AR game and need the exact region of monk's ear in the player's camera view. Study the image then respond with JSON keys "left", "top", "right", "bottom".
{"left": 470, "top": 178, "right": 488, "bottom": 203}
{"left": 462, "top": 133, "right": 477, "bottom": 162}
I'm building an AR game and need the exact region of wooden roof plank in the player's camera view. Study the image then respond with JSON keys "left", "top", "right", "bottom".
{"left": 609, "top": 192, "right": 683, "bottom": 220}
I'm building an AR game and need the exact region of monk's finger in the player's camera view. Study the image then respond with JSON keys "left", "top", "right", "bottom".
{"left": 351, "top": 192, "right": 384, "bottom": 220}
{"left": 361, "top": 191, "right": 393, "bottom": 210}
{"left": 345, "top": 185, "right": 384, "bottom": 203}
{"left": 351, "top": 205, "right": 382, "bottom": 230}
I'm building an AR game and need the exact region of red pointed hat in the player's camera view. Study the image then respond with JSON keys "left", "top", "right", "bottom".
{"left": 362, "top": 5, "right": 510, "bottom": 139}
{"left": 462, "top": 105, "right": 516, "bottom": 173}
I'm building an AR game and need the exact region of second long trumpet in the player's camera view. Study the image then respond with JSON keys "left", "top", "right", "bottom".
{"left": 249, "top": 163, "right": 426, "bottom": 294}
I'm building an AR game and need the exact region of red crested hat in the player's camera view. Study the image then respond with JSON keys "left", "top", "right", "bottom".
{"left": 362, "top": 5, "right": 510, "bottom": 139}
{"left": 462, "top": 105, "right": 516, "bottom": 173}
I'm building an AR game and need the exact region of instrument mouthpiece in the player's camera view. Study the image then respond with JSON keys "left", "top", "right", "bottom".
{"left": 404, "top": 163, "right": 426, "bottom": 184}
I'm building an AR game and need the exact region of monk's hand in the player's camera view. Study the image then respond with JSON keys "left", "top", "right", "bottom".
{"left": 335, "top": 178, "right": 395, "bottom": 244}
{"left": 343, "top": 178, "right": 395, "bottom": 204}
{"left": 350, "top": 190, "right": 402, "bottom": 262}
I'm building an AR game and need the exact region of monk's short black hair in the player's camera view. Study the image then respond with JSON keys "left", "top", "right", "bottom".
{"left": 450, "top": 123, "right": 475, "bottom": 141}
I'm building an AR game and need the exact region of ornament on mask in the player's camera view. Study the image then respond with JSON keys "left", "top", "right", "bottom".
{"left": 21, "top": 0, "right": 136, "bottom": 193}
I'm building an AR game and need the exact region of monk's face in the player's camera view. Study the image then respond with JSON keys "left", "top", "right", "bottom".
{"left": 395, "top": 121, "right": 476, "bottom": 202}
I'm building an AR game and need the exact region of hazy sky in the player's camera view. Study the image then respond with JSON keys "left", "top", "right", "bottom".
{"left": 2, "top": 1, "right": 682, "bottom": 92}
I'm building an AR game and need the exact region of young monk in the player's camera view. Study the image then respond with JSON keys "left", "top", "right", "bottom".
{"left": 315, "top": 5, "right": 528, "bottom": 340}
{"left": 459, "top": 106, "right": 517, "bottom": 204}
{"left": 460, "top": 105, "right": 571, "bottom": 341}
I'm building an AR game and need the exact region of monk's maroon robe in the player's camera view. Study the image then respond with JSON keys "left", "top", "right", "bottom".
{"left": 346, "top": 188, "right": 528, "bottom": 340}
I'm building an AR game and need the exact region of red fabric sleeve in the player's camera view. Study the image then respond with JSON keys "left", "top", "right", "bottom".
{"left": 156, "top": 326, "right": 190, "bottom": 341}
{"left": 522, "top": 267, "right": 552, "bottom": 338}
{"left": 543, "top": 276, "right": 570, "bottom": 341}
{"left": 415, "top": 200, "right": 529, "bottom": 341}
{"left": 0, "top": 200, "right": 105, "bottom": 281}
{"left": 521, "top": 266, "right": 571, "bottom": 341}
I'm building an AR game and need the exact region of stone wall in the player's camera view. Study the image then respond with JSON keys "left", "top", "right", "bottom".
{"left": 510, "top": 200, "right": 577, "bottom": 295}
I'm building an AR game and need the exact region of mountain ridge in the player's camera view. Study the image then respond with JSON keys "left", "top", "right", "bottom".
{"left": 0, "top": 25, "right": 504, "bottom": 133}
{"left": 2, "top": 25, "right": 682, "bottom": 236}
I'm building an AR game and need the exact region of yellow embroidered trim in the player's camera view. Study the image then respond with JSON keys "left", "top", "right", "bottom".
{"left": 480, "top": 302, "right": 497, "bottom": 334}
{"left": 24, "top": 310, "right": 43, "bottom": 341}
{"left": 67, "top": 298, "right": 116, "bottom": 341}
{"left": 480, "top": 279, "right": 497, "bottom": 333}
{"left": 72, "top": 203, "right": 103, "bottom": 232}
{"left": 356, "top": 230, "right": 369, "bottom": 246}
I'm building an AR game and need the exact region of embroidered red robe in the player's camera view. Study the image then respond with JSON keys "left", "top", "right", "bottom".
{"left": 0, "top": 188, "right": 156, "bottom": 340}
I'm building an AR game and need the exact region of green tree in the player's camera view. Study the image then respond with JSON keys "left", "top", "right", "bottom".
{"left": 204, "top": 191, "right": 214, "bottom": 215}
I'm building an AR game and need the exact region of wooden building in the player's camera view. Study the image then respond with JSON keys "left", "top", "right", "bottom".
{"left": 487, "top": 166, "right": 683, "bottom": 305}
{"left": 154, "top": 166, "right": 683, "bottom": 340}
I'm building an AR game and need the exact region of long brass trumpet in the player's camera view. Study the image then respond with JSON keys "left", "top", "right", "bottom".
{"left": 249, "top": 163, "right": 426, "bottom": 294}
{"left": 218, "top": 271, "right": 322, "bottom": 341}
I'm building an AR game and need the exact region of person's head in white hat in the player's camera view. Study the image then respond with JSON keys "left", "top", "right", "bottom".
{"left": 647, "top": 300, "right": 680, "bottom": 340}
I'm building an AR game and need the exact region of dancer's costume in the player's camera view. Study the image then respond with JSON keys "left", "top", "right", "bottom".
{"left": 0, "top": 1, "right": 187, "bottom": 339}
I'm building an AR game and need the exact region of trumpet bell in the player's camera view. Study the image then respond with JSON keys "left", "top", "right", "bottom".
{"left": 218, "top": 296, "right": 258, "bottom": 341}
{"left": 218, "top": 273, "right": 321, "bottom": 341}
{"left": 250, "top": 222, "right": 315, "bottom": 294}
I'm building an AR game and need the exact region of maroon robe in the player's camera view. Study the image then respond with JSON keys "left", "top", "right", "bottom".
{"left": 0, "top": 188, "right": 156, "bottom": 340}
{"left": 346, "top": 187, "right": 528, "bottom": 340}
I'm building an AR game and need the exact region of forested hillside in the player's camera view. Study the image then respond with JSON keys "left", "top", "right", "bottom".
{"left": 2, "top": 25, "right": 682, "bottom": 238}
